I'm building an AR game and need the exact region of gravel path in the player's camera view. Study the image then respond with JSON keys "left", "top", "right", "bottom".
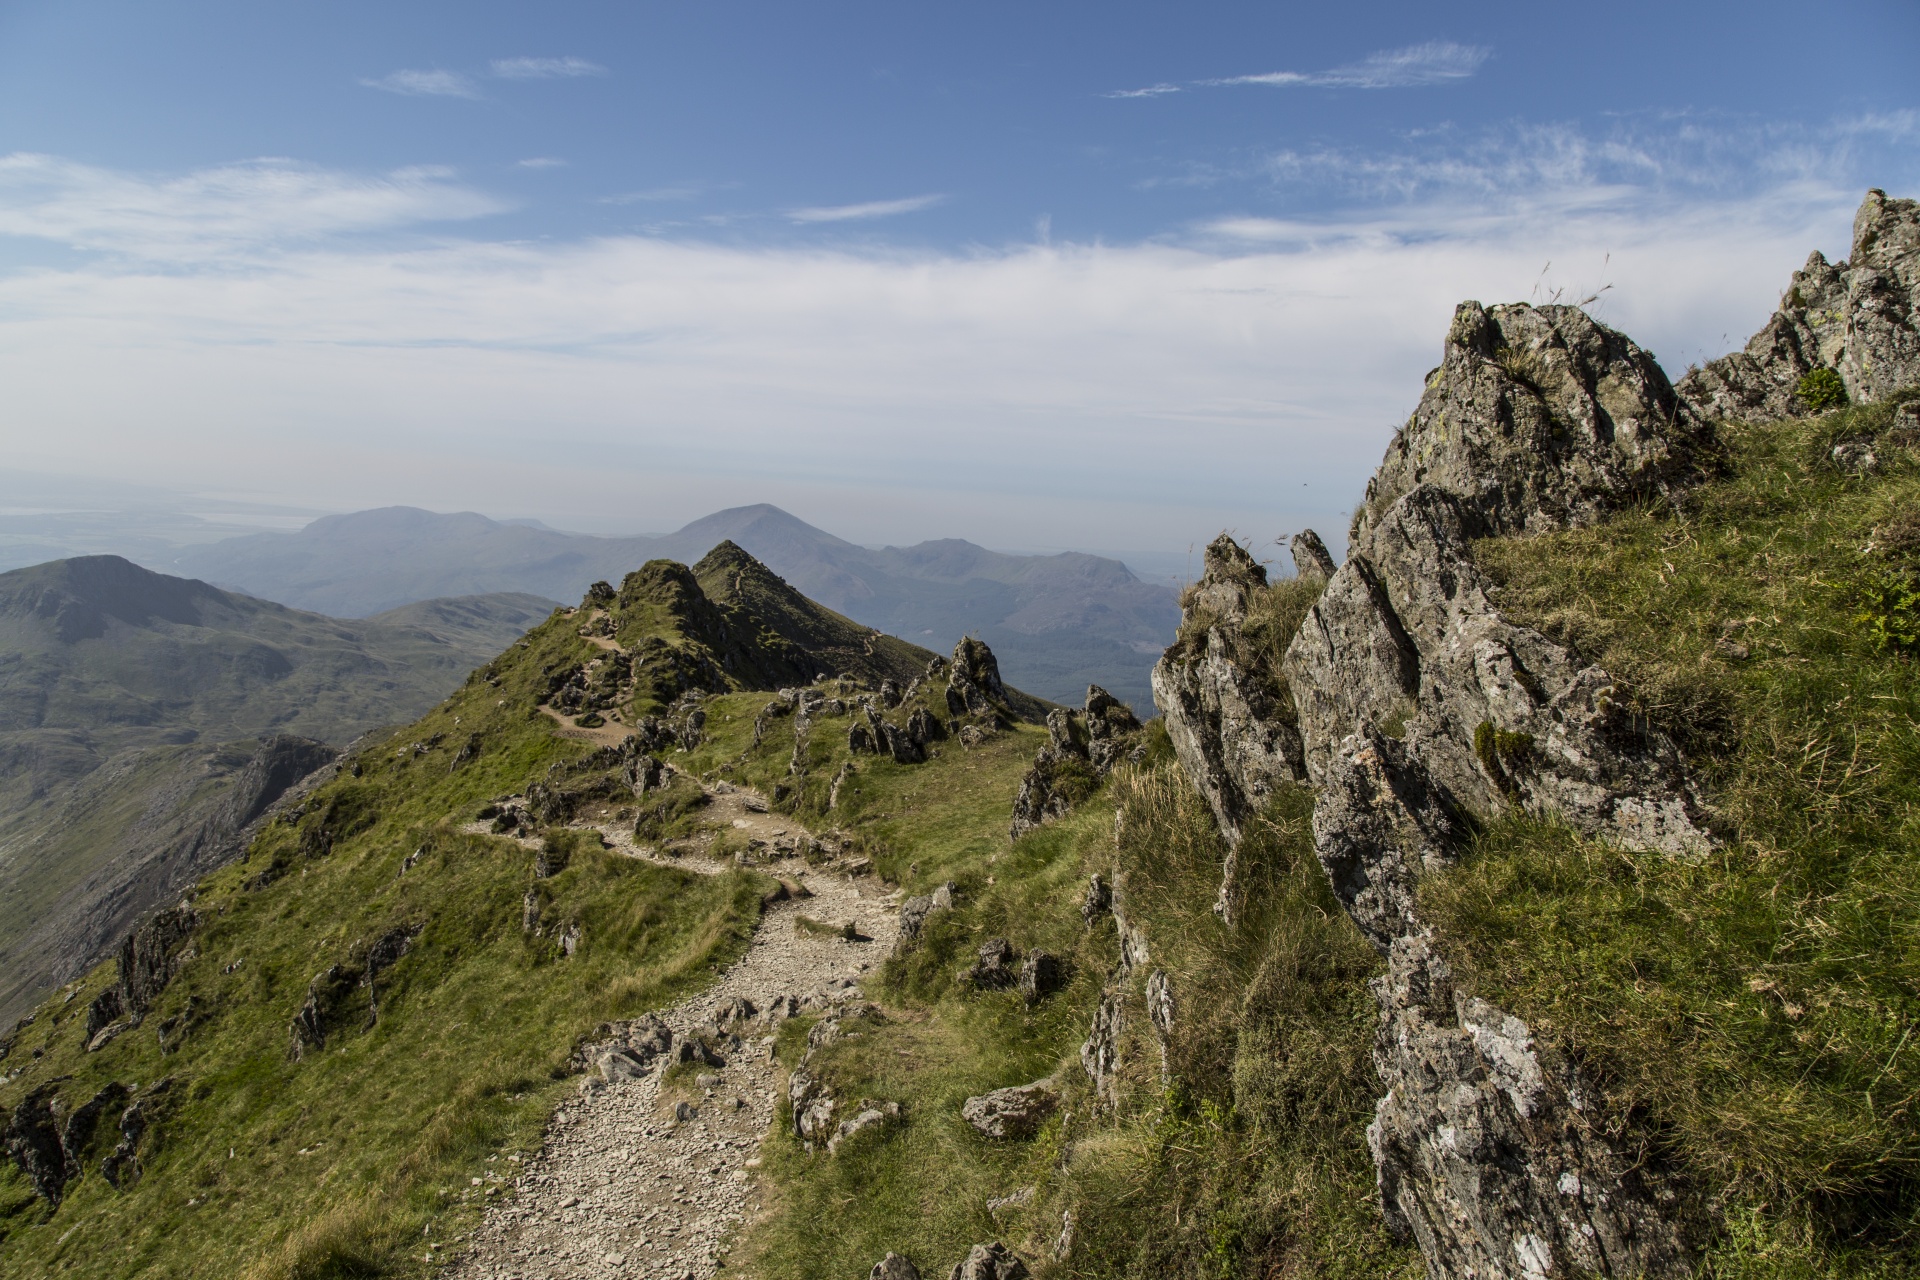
{"left": 449, "top": 786, "right": 900, "bottom": 1280}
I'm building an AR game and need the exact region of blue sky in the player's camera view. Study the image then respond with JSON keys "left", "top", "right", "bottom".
{"left": 0, "top": 0, "right": 1916, "bottom": 562}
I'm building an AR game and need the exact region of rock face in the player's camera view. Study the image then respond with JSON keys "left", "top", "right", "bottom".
{"left": 1287, "top": 486, "right": 1714, "bottom": 854}
{"left": 1353, "top": 302, "right": 1714, "bottom": 544}
{"left": 1151, "top": 535, "right": 1307, "bottom": 849}
{"left": 1679, "top": 189, "right": 1920, "bottom": 418}
{"left": 1155, "top": 292, "right": 1731, "bottom": 1276}
{"left": 1369, "top": 936, "right": 1689, "bottom": 1279}
{"left": 960, "top": 1081, "right": 1059, "bottom": 1140}
{"left": 119, "top": 903, "right": 200, "bottom": 1020}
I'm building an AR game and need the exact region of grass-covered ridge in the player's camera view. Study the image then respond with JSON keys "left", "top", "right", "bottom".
{"left": 1426, "top": 393, "right": 1920, "bottom": 1276}
{"left": 0, "top": 592, "right": 766, "bottom": 1279}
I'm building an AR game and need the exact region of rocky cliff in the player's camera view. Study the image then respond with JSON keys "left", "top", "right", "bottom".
{"left": 1678, "top": 188, "right": 1920, "bottom": 420}
{"left": 1147, "top": 190, "right": 1920, "bottom": 1279}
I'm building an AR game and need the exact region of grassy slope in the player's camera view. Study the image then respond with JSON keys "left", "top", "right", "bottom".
{"left": 714, "top": 656, "right": 1416, "bottom": 1278}
{"left": 1426, "top": 395, "right": 1920, "bottom": 1276}
{"left": 0, "top": 603, "right": 764, "bottom": 1280}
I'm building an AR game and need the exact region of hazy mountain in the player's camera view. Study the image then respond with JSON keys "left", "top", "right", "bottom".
{"left": 0, "top": 556, "right": 554, "bottom": 1025}
{"left": 172, "top": 503, "right": 1178, "bottom": 710}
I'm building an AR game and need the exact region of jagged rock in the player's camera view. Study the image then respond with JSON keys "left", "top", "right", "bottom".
{"left": 906, "top": 707, "right": 943, "bottom": 747}
{"left": 119, "top": 902, "right": 199, "bottom": 1020}
{"left": 1287, "top": 485, "right": 1714, "bottom": 855}
{"left": 1679, "top": 190, "right": 1920, "bottom": 417}
{"left": 87, "top": 1020, "right": 130, "bottom": 1053}
{"left": 521, "top": 889, "right": 542, "bottom": 933}
{"left": 289, "top": 924, "right": 420, "bottom": 1056}
{"left": 898, "top": 882, "right": 957, "bottom": 943}
{"left": 3, "top": 1086, "right": 68, "bottom": 1203}
{"left": 879, "top": 679, "right": 902, "bottom": 707}
{"left": 1081, "top": 874, "right": 1111, "bottom": 926}
{"left": 947, "top": 637, "right": 1009, "bottom": 718}
{"left": 961, "top": 1081, "right": 1059, "bottom": 1140}
{"left": 1152, "top": 535, "right": 1308, "bottom": 850}
{"left": 290, "top": 964, "right": 354, "bottom": 1058}
{"left": 872, "top": 1251, "right": 922, "bottom": 1280}
{"left": 962, "top": 938, "right": 1016, "bottom": 990}
{"left": 1081, "top": 986, "right": 1124, "bottom": 1105}
{"left": 949, "top": 1243, "right": 1031, "bottom": 1280}
{"left": 1313, "top": 727, "right": 1466, "bottom": 952}
{"left": 1291, "top": 528, "right": 1338, "bottom": 579}
{"left": 1355, "top": 302, "right": 1714, "bottom": 544}
{"left": 1018, "top": 951, "right": 1063, "bottom": 1005}
{"left": 1083, "top": 685, "right": 1141, "bottom": 771}
{"left": 85, "top": 985, "right": 124, "bottom": 1040}
{"left": 1369, "top": 934, "right": 1691, "bottom": 1280}
{"left": 789, "top": 1068, "right": 837, "bottom": 1150}
{"left": 828, "top": 1099, "right": 901, "bottom": 1154}
{"left": 848, "top": 722, "right": 876, "bottom": 755}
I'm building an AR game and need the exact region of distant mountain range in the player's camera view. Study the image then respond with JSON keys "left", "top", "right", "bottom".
{"left": 173, "top": 503, "right": 1179, "bottom": 712}
{"left": 0, "top": 555, "right": 552, "bottom": 1026}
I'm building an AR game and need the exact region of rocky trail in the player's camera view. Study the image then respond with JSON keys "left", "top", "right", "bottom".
{"left": 449, "top": 785, "right": 901, "bottom": 1280}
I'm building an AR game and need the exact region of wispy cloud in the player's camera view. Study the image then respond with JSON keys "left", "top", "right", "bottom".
{"left": 361, "top": 68, "right": 479, "bottom": 98}
{"left": 0, "top": 154, "right": 508, "bottom": 258}
{"left": 491, "top": 56, "right": 606, "bottom": 80}
{"left": 1209, "top": 41, "right": 1489, "bottom": 89}
{"left": 1111, "top": 41, "right": 1489, "bottom": 99}
{"left": 788, "top": 194, "right": 945, "bottom": 223}
{"left": 518, "top": 157, "right": 568, "bottom": 169}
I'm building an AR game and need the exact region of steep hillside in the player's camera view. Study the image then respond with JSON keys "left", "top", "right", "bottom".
{"left": 170, "top": 503, "right": 1176, "bottom": 711}
{"left": 0, "top": 545, "right": 1055, "bottom": 1279}
{"left": 0, "top": 558, "right": 555, "bottom": 1027}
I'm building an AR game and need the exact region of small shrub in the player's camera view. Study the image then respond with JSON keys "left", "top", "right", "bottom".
{"left": 1797, "top": 368, "right": 1849, "bottom": 412}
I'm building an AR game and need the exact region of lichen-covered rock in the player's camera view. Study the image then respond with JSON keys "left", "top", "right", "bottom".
{"left": 961, "top": 1080, "right": 1059, "bottom": 1140}
{"left": 948, "top": 1242, "right": 1031, "bottom": 1280}
{"left": 1369, "top": 935, "right": 1692, "bottom": 1280}
{"left": 872, "top": 1251, "right": 922, "bottom": 1280}
{"left": 1680, "top": 189, "right": 1920, "bottom": 418}
{"left": 1354, "top": 302, "right": 1714, "bottom": 543}
{"left": 1152, "top": 535, "right": 1307, "bottom": 852}
{"left": 1291, "top": 528, "right": 1338, "bottom": 579}
{"left": 789, "top": 1067, "right": 837, "bottom": 1150}
{"left": 947, "top": 636, "right": 1009, "bottom": 718}
{"left": 1288, "top": 485, "right": 1714, "bottom": 855}
{"left": 1018, "top": 951, "right": 1063, "bottom": 1005}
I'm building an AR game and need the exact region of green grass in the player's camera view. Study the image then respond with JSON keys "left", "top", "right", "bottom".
{"left": 1425, "top": 393, "right": 1920, "bottom": 1274}
{"left": 0, "top": 605, "right": 763, "bottom": 1280}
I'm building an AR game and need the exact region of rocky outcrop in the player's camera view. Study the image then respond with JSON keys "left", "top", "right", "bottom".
{"left": 1287, "top": 486, "right": 1714, "bottom": 854}
{"left": 1369, "top": 936, "right": 1690, "bottom": 1279}
{"left": 961, "top": 938, "right": 1017, "bottom": 990}
{"left": 961, "top": 1080, "right": 1059, "bottom": 1140}
{"left": 1291, "top": 529, "right": 1338, "bottom": 580}
{"left": 1679, "top": 189, "right": 1920, "bottom": 418}
{"left": 946, "top": 637, "right": 1009, "bottom": 719}
{"left": 119, "top": 902, "right": 200, "bottom": 1021}
{"left": 1010, "top": 693, "right": 1133, "bottom": 838}
{"left": 1353, "top": 303, "right": 1714, "bottom": 543}
{"left": 1154, "top": 291, "right": 1733, "bottom": 1276}
{"left": 872, "top": 1252, "right": 922, "bottom": 1280}
{"left": 3, "top": 1086, "right": 68, "bottom": 1203}
{"left": 1152, "top": 535, "right": 1308, "bottom": 851}
{"left": 897, "top": 881, "right": 957, "bottom": 944}
{"left": 289, "top": 924, "right": 422, "bottom": 1058}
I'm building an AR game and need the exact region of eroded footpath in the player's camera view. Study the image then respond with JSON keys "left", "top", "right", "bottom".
{"left": 450, "top": 786, "right": 900, "bottom": 1280}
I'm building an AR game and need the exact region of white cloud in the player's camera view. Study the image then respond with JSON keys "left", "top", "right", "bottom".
{"left": 1106, "top": 83, "right": 1181, "bottom": 99}
{"left": 0, "top": 122, "right": 1906, "bottom": 553}
{"left": 361, "top": 68, "right": 479, "bottom": 98}
{"left": 518, "top": 157, "right": 568, "bottom": 169}
{"left": 0, "top": 153, "right": 509, "bottom": 258}
{"left": 1204, "top": 41, "right": 1490, "bottom": 90}
{"left": 788, "top": 194, "right": 945, "bottom": 223}
{"left": 491, "top": 57, "right": 606, "bottom": 80}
